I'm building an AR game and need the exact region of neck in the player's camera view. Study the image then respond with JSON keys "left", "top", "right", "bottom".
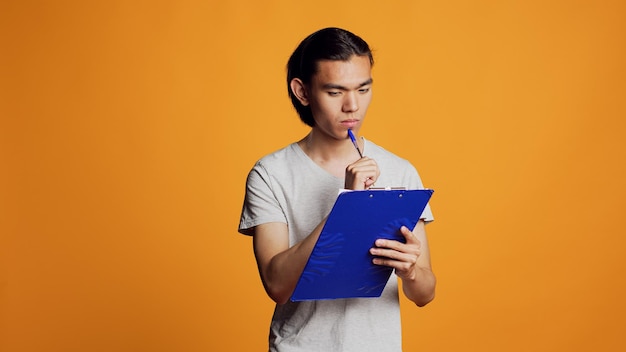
{"left": 300, "top": 129, "right": 361, "bottom": 158}
{"left": 298, "top": 130, "right": 362, "bottom": 177}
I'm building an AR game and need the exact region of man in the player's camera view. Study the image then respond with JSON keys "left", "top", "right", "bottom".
{"left": 239, "top": 27, "right": 435, "bottom": 351}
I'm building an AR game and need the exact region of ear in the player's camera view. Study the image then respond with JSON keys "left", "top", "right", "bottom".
{"left": 290, "top": 78, "right": 309, "bottom": 106}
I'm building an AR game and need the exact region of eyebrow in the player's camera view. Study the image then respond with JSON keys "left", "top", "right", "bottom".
{"left": 322, "top": 78, "right": 374, "bottom": 91}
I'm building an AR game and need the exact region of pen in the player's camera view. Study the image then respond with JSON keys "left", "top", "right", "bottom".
{"left": 347, "top": 129, "right": 363, "bottom": 158}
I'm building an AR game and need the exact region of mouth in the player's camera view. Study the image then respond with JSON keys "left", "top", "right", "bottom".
{"left": 340, "top": 119, "right": 360, "bottom": 128}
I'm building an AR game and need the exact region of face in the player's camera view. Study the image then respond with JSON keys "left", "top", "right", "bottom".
{"left": 296, "top": 55, "right": 373, "bottom": 140}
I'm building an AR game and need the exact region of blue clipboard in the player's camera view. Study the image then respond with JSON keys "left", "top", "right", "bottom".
{"left": 290, "top": 188, "right": 434, "bottom": 301}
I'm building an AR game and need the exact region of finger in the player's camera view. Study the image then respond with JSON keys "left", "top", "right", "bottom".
{"left": 371, "top": 247, "right": 414, "bottom": 261}
{"left": 374, "top": 239, "right": 408, "bottom": 253}
{"left": 372, "top": 253, "right": 418, "bottom": 272}
{"left": 345, "top": 170, "right": 379, "bottom": 190}
{"left": 400, "top": 226, "right": 421, "bottom": 246}
{"left": 347, "top": 165, "right": 378, "bottom": 177}
{"left": 347, "top": 159, "right": 379, "bottom": 175}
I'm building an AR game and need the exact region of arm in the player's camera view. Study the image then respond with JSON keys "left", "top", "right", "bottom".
{"left": 346, "top": 155, "right": 436, "bottom": 304}
{"left": 369, "top": 220, "right": 436, "bottom": 306}
{"left": 253, "top": 156, "right": 381, "bottom": 305}
{"left": 252, "top": 220, "right": 326, "bottom": 305}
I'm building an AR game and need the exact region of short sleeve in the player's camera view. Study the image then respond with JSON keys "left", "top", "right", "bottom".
{"left": 238, "top": 162, "right": 288, "bottom": 236}
{"left": 405, "top": 163, "right": 435, "bottom": 223}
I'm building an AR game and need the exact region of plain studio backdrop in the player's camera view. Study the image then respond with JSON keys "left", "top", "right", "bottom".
{"left": 2, "top": 1, "right": 625, "bottom": 351}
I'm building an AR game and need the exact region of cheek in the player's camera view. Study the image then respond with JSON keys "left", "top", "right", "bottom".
{"left": 310, "top": 97, "right": 338, "bottom": 115}
{"left": 360, "top": 95, "right": 373, "bottom": 111}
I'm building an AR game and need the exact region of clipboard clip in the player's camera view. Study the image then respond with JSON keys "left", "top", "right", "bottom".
{"left": 368, "top": 187, "right": 407, "bottom": 190}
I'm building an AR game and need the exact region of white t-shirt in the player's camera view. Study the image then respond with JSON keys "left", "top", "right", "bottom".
{"left": 239, "top": 138, "right": 433, "bottom": 352}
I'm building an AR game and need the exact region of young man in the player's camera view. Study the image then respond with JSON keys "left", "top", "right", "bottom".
{"left": 239, "top": 27, "right": 435, "bottom": 351}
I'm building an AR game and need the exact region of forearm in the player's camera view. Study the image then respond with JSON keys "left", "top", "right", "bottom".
{"left": 254, "top": 220, "right": 326, "bottom": 304}
{"left": 262, "top": 235, "right": 319, "bottom": 304}
{"left": 402, "top": 221, "right": 436, "bottom": 306}
{"left": 401, "top": 266, "right": 436, "bottom": 307}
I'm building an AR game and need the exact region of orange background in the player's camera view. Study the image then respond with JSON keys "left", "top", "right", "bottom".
{"left": 2, "top": 1, "right": 625, "bottom": 351}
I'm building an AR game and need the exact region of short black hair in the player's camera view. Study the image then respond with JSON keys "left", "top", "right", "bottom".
{"left": 287, "top": 27, "right": 374, "bottom": 127}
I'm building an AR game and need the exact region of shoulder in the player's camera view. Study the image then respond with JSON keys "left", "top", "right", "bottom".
{"left": 364, "top": 139, "right": 423, "bottom": 187}
{"left": 246, "top": 143, "right": 304, "bottom": 185}
{"left": 250, "top": 143, "right": 301, "bottom": 173}
{"left": 365, "top": 139, "right": 415, "bottom": 170}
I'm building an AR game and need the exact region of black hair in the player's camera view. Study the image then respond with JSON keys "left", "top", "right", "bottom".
{"left": 286, "top": 27, "right": 374, "bottom": 127}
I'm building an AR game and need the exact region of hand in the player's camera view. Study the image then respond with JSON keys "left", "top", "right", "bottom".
{"left": 344, "top": 157, "right": 380, "bottom": 190}
{"left": 369, "top": 226, "right": 422, "bottom": 281}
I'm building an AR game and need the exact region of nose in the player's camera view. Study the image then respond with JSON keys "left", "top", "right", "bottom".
{"left": 342, "top": 91, "right": 359, "bottom": 113}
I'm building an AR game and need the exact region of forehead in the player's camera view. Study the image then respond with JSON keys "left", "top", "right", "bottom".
{"left": 312, "top": 55, "right": 372, "bottom": 87}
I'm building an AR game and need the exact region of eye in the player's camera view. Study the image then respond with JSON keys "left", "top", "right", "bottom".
{"left": 358, "top": 87, "right": 371, "bottom": 94}
{"left": 328, "top": 91, "right": 342, "bottom": 97}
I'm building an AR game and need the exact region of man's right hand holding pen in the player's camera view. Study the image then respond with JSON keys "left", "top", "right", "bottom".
{"left": 345, "top": 157, "right": 380, "bottom": 190}
{"left": 345, "top": 129, "right": 380, "bottom": 190}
